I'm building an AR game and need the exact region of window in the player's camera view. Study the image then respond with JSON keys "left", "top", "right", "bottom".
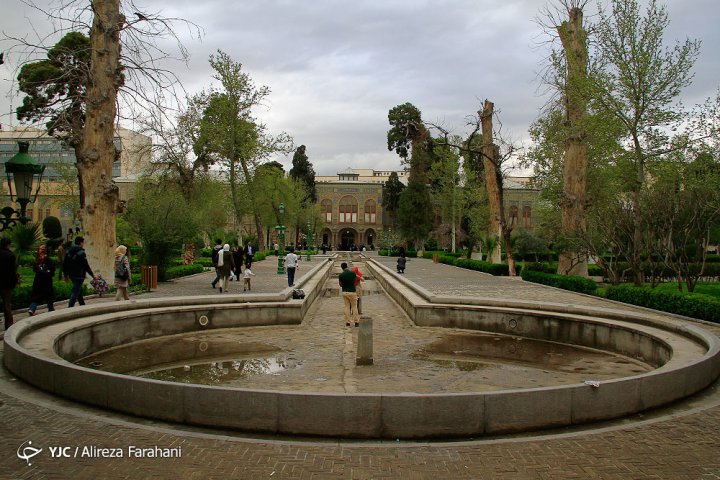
{"left": 522, "top": 206, "right": 532, "bottom": 228}
{"left": 509, "top": 205, "right": 519, "bottom": 228}
{"left": 339, "top": 196, "right": 358, "bottom": 224}
{"left": 321, "top": 199, "right": 332, "bottom": 223}
{"left": 364, "top": 199, "right": 376, "bottom": 224}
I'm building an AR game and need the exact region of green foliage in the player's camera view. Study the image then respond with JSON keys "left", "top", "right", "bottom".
{"left": 6, "top": 222, "right": 42, "bottom": 257}
{"left": 123, "top": 178, "right": 204, "bottom": 280}
{"left": 603, "top": 285, "right": 720, "bottom": 323}
{"left": 398, "top": 179, "right": 433, "bottom": 247}
{"left": 42, "top": 216, "right": 63, "bottom": 249}
{"left": 422, "top": 250, "right": 462, "bottom": 259}
{"left": 5, "top": 280, "right": 89, "bottom": 311}
{"left": 382, "top": 171, "right": 405, "bottom": 225}
{"left": 387, "top": 103, "right": 423, "bottom": 161}
{"left": 289, "top": 145, "right": 317, "bottom": 203}
{"left": 436, "top": 256, "right": 509, "bottom": 276}
{"left": 16, "top": 31, "right": 91, "bottom": 144}
{"left": 520, "top": 269, "right": 597, "bottom": 294}
{"left": 164, "top": 264, "right": 205, "bottom": 280}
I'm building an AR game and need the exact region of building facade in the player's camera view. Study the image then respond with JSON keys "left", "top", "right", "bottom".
{"left": 315, "top": 168, "right": 538, "bottom": 250}
{"left": 0, "top": 126, "right": 151, "bottom": 231}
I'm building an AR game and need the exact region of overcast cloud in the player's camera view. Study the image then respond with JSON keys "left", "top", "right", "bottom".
{"left": 1, "top": 0, "right": 718, "bottom": 175}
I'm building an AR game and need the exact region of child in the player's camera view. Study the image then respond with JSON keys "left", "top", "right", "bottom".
{"left": 243, "top": 267, "right": 256, "bottom": 291}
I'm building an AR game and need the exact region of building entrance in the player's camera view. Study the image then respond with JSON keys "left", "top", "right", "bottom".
{"left": 340, "top": 230, "right": 356, "bottom": 250}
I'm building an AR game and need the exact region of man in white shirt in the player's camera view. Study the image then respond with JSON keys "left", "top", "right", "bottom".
{"left": 284, "top": 247, "right": 299, "bottom": 287}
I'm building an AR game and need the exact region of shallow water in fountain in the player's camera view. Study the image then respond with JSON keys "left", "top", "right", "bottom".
{"left": 75, "top": 327, "right": 652, "bottom": 391}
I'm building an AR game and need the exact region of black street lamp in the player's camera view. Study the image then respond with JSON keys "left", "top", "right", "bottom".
{"left": 1, "top": 141, "right": 45, "bottom": 232}
{"left": 276, "top": 203, "right": 286, "bottom": 275}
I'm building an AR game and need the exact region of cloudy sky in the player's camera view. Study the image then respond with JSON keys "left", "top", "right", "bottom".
{"left": 1, "top": 0, "right": 718, "bottom": 175}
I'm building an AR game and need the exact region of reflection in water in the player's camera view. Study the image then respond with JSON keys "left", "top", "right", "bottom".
{"left": 415, "top": 333, "right": 653, "bottom": 375}
{"left": 135, "top": 355, "right": 292, "bottom": 385}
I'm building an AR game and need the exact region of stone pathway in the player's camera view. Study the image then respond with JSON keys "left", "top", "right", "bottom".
{"left": 2, "top": 255, "right": 720, "bottom": 479}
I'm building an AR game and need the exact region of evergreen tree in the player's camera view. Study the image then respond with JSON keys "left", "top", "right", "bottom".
{"left": 288, "top": 145, "right": 317, "bottom": 203}
{"left": 382, "top": 171, "right": 405, "bottom": 227}
{"left": 398, "top": 179, "right": 433, "bottom": 249}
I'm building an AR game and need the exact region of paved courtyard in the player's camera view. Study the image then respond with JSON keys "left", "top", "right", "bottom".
{"left": 2, "top": 254, "right": 720, "bottom": 479}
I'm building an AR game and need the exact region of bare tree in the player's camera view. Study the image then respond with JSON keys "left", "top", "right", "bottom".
{"left": 429, "top": 100, "right": 521, "bottom": 275}
{"left": 4, "top": 0, "right": 201, "bottom": 277}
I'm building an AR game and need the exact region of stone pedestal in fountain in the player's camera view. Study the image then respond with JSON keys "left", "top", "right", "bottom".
{"left": 356, "top": 318, "right": 373, "bottom": 365}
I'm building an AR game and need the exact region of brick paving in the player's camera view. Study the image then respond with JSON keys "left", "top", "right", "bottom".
{"left": 2, "top": 254, "right": 720, "bottom": 479}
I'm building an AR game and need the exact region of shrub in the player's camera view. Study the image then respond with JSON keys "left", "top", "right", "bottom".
{"left": 520, "top": 269, "right": 597, "bottom": 295}
{"left": 5, "top": 280, "right": 89, "bottom": 311}
{"left": 163, "top": 264, "right": 205, "bottom": 280}
{"left": 450, "top": 257, "right": 510, "bottom": 276}
{"left": 603, "top": 285, "right": 720, "bottom": 323}
{"left": 423, "top": 250, "right": 463, "bottom": 260}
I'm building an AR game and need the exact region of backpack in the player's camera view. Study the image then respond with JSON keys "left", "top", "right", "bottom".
{"left": 115, "top": 256, "right": 129, "bottom": 280}
{"left": 292, "top": 289, "right": 305, "bottom": 299}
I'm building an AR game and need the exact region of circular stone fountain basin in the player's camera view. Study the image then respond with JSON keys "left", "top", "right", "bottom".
{"left": 4, "top": 287, "right": 719, "bottom": 439}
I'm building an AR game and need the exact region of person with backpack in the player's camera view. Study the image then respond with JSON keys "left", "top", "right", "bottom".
{"left": 62, "top": 236, "right": 97, "bottom": 307}
{"left": 210, "top": 239, "right": 223, "bottom": 289}
{"left": 113, "top": 245, "right": 131, "bottom": 301}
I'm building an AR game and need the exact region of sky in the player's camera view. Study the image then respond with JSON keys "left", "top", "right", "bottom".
{"left": 1, "top": 0, "right": 718, "bottom": 176}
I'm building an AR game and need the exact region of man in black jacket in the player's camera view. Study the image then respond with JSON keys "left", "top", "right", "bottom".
{"left": 63, "top": 236, "right": 97, "bottom": 307}
{"left": 0, "top": 238, "right": 19, "bottom": 330}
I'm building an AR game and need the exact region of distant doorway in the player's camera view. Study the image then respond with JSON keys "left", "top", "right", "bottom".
{"left": 341, "top": 230, "right": 356, "bottom": 250}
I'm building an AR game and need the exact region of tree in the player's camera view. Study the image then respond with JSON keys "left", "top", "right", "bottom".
{"left": 591, "top": 0, "right": 701, "bottom": 284}
{"left": 198, "top": 51, "right": 293, "bottom": 249}
{"left": 397, "top": 179, "right": 433, "bottom": 249}
{"left": 123, "top": 177, "right": 204, "bottom": 280}
{"left": 289, "top": 145, "right": 317, "bottom": 204}
{"left": 428, "top": 143, "right": 465, "bottom": 252}
{"left": 381, "top": 171, "right": 405, "bottom": 227}
{"left": 17, "top": 31, "right": 90, "bottom": 151}
{"left": 556, "top": 4, "right": 590, "bottom": 276}
{"left": 11, "top": 1, "right": 200, "bottom": 279}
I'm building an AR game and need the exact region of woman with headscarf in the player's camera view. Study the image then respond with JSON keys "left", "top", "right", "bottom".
{"left": 28, "top": 244, "right": 56, "bottom": 315}
{"left": 217, "top": 244, "right": 235, "bottom": 293}
{"left": 114, "top": 245, "right": 131, "bottom": 301}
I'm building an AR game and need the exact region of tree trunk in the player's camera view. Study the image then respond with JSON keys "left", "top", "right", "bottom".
{"left": 480, "top": 101, "right": 504, "bottom": 266}
{"left": 557, "top": 7, "right": 589, "bottom": 277}
{"left": 78, "top": 0, "right": 123, "bottom": 280}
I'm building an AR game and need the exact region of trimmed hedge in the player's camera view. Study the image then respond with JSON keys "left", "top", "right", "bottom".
{"left": 422, "top": 250, "right": 463, "bottom": 260}
{"left": 378, "top": 249, "right": 418, "bottom": 258}
{"left": 603, "top": 285, "right": 720, "bottom": 323}
{"left": 5, "top": 281, "right": 90, "bottom": 311}
{"left": 520, "top": 268, "right": 597, "bottom": 295}
{"left": 164, "top": 263, "right": 205, "bottom": 280}
{"left": 443, "top": 257, "right": 510, "bottom": 276}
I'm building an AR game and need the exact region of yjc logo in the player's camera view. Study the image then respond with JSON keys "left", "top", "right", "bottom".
{"left": 17, "top": 441, "right": 42, "bottom": 466}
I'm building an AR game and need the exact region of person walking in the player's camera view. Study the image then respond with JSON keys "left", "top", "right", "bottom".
{"left": 242, "top": 267, "right": 256, "bottom": 292}
{"left": 243, "top": 240, "right": 255, "bottom": 268}
{"left": 352, "top": 266, "right": 365, "bottom": 315}
{"left": 0, "top": 238, "right": 19, "bottom": 330}
{"left": 339, "top": 262, "right": 359, "bottom": 327}
{"left": 113, "top": 245, "right": 131, "bottom": 301}
{"left": 28, "top": 244, "right": 56, "bottom": 315}
{"left": 397, "top": 254, "right": 406, "bottom": 274}
{"left": 284, "top": 247, "right": 299, "bottom": 287}
{"left": 217, "top": 244, "right": 234, "bottom": 293}
{"left": 231, "top": 245, "right": 244, "bottom": 281}
{"left": 210, "top": 239, "right": 223, "bottom": 289}
{"left": 62, "top": 236, "right": 97, "bottom": 307}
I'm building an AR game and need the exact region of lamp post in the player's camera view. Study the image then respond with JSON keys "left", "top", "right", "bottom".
{"left": 1, "top": 141, "right": 45, "bottom": 232}
{"left": 276, "top": 203, "right": 286, "bottom": 275}
{"left": 306, "top": 221, "right": 312, "bottom": 261}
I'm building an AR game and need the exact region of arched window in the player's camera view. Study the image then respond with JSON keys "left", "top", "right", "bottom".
{"left": 509, "top": 205, "right": 519, "bottom": 228}
{"left": 339, "top": 196, "right": 358, "bottom": 223}
{"left": 364, "top": 199, "right": 376, "bottom": 224}
{"left": 522, "top": 205, "right": 532, "bottom": 228}
{"left": 321, "top": 199, "right": 332, "bottom": 223}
